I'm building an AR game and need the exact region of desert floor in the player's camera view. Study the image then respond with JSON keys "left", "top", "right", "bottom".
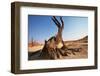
{"left": 28, "top": 41, "right": 88, "bottom": 60}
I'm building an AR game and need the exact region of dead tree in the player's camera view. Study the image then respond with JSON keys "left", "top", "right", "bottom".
{"left": 40, "top": 16, "right": 69, "bottom": 59}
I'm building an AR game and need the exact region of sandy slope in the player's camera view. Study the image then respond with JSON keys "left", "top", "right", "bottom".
{"left": 28, "top": 45, "right": 44, "bottom": 52}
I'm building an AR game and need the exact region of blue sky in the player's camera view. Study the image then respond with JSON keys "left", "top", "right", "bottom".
{"left": 28, "top": 15, "right": 88, "bottom": 43}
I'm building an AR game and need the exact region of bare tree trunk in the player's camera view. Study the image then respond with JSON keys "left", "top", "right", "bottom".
{"left": 52, "top": 16, "right": 65, "bottom": 47}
